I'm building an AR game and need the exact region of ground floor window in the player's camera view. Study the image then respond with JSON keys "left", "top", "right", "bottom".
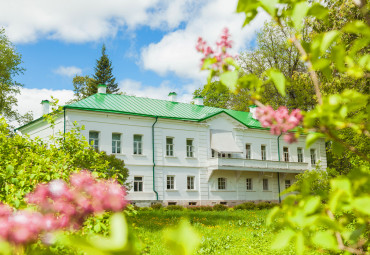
{"left": 133, "top": 176, "right": 143, "bottom": 192}
{"left": 189, "top": 202, "right": 197, "bottom": 206}
{"left": 168, "top": 202, "right": 177, "bottom": 205}
{"left": 263, "top": 179, "right": 269, "bottom": 191}
{"left": 246, "top": 178, "right": 253, "bottom": 190}
{"left": 187, "top": 176, "right": 195, "bottom": 190}
{"left": 167, "top": 176, "right": 175, "bottom": 190}
{"left": 285, "top": 180, "right": 291, "bottom": 189}
{"left": 220, "top": 202, "right": 227, "bottom": 205}
{"left": 218, "top": 178, "right": 226, "bottom": 190}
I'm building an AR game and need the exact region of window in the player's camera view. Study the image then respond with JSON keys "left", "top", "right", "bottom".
{"left": 310, "top": 149, "right": 316, "bottom": 165}
{"left": 246, "top": 178, "right": 252, "bottom": 190}
{"left": 168, "top": 202, "right": 177, "bottom": 205}
{"left": 112, "top": 133, "right": 121, "bottom": 154}
{"left": 211, "top": 149, "right": 216, "bottom": 158}
{"left": 166, "top": 137, "right": 174, "bottom": 156}
{"left": 218, "top": 178, "right": 226, "bottom": 190}
{"left": 220, "top": 202, "right": 227, "bottom": 205}
{"left": 283, "top": 147, "right": 289, "bottom": 162}
{"left": 189, "top": 202, "right": 197, "bottom": 206}
{"left": 133, "top": 177, "right": 143, "bottom": 192}
{"left": 186, "top": 139, "right": 194, "bottom": 157}
{"left": 133, "top": 135, "right": 142, "bottom": 155}
{"left": 261, "top": 145, "right": 266, "bottom": 160}
{"left": 246, "top": 144, "right": 251, "bottom": 159}
{"left": 167, "top": 176, "right": 175, "bottom": 190}
{"left": 285, "top": 180, "right": 291, "bottom": 189}
{"left": 220, "top": 153, "right": 231, "bottom": 158}
{"left": 297, "top": 148, "right": 303, "bottom": 162}
{"left": 263, "top": 179, "right": 269, "bottom": 191}
{"left": 187, "top": 176, "right": 195, "bottom": 190}
{"left": 89, "top": 131, "right": 99, "bottom": 151}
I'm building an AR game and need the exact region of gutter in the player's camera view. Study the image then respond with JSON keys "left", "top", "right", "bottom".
{"left": 277, "top": 134, "right": 283, "bottom": 204}
{"left": 152, "top": 116, "right": 159, "bottom": 200}
{"left": 63, "top": 107, "right": 66, "bottom": 142}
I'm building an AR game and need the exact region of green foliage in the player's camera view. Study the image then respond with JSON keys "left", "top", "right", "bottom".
{"left": 212, "top": 204, "right": 228, "bottom": 211}
{"left": 150, "top": 203, "right": 163, "bottom": 210}
{"left": 0, "top": 117, "right": 128, "bottom": 208}
{"left": 166, "top": 205, "right": 184, "bottom": 211}
{"left": 233, "top": 202, "right": 256, "bottom": 210}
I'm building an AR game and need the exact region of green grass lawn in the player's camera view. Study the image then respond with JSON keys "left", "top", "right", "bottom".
{"left": 126, "top": 209, "right": 296, "bottom": 255}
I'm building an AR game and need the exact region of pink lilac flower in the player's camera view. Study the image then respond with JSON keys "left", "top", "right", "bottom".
{"left": 255, "top": 106, "right": 303, "bottom": 143}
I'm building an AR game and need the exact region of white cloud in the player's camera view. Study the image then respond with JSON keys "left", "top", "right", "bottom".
{"left": 141, "top": 0, "right": 269, "bottom": 81}
{"left": 0, "top": 0, "right": 200, "bottom": 43}
{"left": 54, "top": 66, "right": 82, "bottom": 77}
{"left": 16, "top": 88, "right": 74, "bottom": 119}
{"left": 119, "top": 79, "right": 198, "bottom": 103}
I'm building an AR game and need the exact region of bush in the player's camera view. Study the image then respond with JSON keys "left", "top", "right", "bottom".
{"left": 166, "top": 205, "right": 184, "bottom": 211}
{"left": 234, "top": 202, "right": 256, "bottom": 210}
{"left": 188, "top": 206, "right": 213, "bottom": 211}
{"left": 150, "top": 203, "right": 163, "bottom": 210}
{"left": 213, "top": 204, "right": 228, "bottom": 211}
{"left": 256, "top": 202, "right": 276, "bottom": 209}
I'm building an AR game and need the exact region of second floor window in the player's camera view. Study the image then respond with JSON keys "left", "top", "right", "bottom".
{"left": 218, "top": 177, "right": 226, "bottom": 190}
{"left": 297, "top": 148, "right": 303, "bottom": 162}
{"left": 134, "top": 176, "right": 143, "bottom": 192}
{"left": 246, "top": 144, "right": 251, "bottom": 159}
{"left": 246, "top": 178, "right": 252, "bottom": 190}
{"left": 283, "top": 147, "right": 289, "bottom": 162}
{"left": 133, "top": 135, "right": 142, "bottom": 155}
{"left": 112, "top": 133, "right": 121, "bottom": 154}
{"left": 167, "top": 176, "right": 175, "bottom": 190}
{"left": 166, "top": 137, "right": 174, "bottom": 156}
{"left": 261, "top": 145, "right": 266, "bottom": 160}
{"left": 263, "top": 179, "right": 269, "bottom": 191}
{"left": 89, "top": 131, "right": 99, "bottom": 151}
{"left": 310, "top": 149, "right": 316, "bottom": 165}
{"left": 187, "top": 176, "right": 195, "bottom": 190}
{"left": 186, "top": 139, "right": 194, "bottom": 157}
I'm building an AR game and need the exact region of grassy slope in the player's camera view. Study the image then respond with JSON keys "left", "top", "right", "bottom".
{"left": 126, "top": 209, "right": 296, "bottom": 255}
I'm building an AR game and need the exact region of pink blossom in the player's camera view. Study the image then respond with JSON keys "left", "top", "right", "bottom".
{"left": 284, "top": 133, "right": 298, "bottom": 144}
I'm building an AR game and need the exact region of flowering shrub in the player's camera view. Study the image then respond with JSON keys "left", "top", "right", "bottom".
{"left": 0, "top": 171, "right": 126, "bottom": 247}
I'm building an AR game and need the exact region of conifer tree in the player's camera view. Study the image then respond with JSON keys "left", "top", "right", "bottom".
{"left": 90, "top": 44, "right": 119, "bottom": 94}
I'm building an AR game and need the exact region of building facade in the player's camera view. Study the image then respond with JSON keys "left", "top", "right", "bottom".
{"left": 17, "top": 85, "right": 327, "bottom": 207}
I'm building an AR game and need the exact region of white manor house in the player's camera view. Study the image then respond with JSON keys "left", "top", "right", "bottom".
{"left": 17, "top": 84, "right": 327, "bottom": 207}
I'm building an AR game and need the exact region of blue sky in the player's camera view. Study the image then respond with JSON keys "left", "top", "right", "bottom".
{"left": 1, "top": 0, "right": 268, "bottom": 118}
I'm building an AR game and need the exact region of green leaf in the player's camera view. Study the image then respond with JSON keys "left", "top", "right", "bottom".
{"left": 220, "top": 70, "right": 239, "bottom": 91}
{"left": 267, "top": 69, "right": 286, "bottom": 96}
{"left": 353, "top": 197, "right": 370, "bottom": 215}
{"left": 271, "top": 229, "right": 295, "bottom": 250}
{"left": 202, "top": 57, "right": 217, "bottom": 70}
{"left": 303, "top": 196, "right": 320, "bottom": 215}
{"left": 292, "top": 2, "right": 309, "bottom": 30}
{"left": 306, "top": 133, "right": 325, "bottom": 148}
{"left": 260, "top": 0, "right": 278, "bottom": 16}
{"left": 331, "top": 45, "right": 346, "bottom": 71}
{"left": 342, "top": 20, "right": 370, "bottom": 36}
{"left": 312, "top": 231, "right": 338, "bottom": 250}
{"left": 163, "top": 220, "right": 200, "bottom": 255}
{"left": 295, "top": 232, "right": 305, "bottom": 255}
{"left": 266, "top": 206, "right": 280, "bottom": 225}
{"left": 320, "top": 31, "right": 340, "bottom": 54}
{"left": 332, "top": 141, "right": 345, "bottom": 155}
{"left": 307, "top": 3, "right": 328, "bottom": 19}
{"left": 236, "top": 0, "right": 260, "bottom": 26}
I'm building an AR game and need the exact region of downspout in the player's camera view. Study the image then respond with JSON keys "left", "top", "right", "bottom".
{"left": 63, "top": 107, "right": 66, "bottom": 142}
{"left": 152, "top": 117, "right": 159, "bottom": 200}
{"left": 277, "top": 134, "right": 282, "bottom": 204}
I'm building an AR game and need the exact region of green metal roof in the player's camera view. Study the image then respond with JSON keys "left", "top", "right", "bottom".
{"left": 65, "top": 93, "right": 264, "bottom": 129}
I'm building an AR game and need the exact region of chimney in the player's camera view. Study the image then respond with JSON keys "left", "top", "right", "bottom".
{"left": 41, "top": 100, "right": 50, "bottom": 115}
{"left": 98, "top": 84, "right": 107, "bottom": 94}
{"left": 168, "top": 92, "right": 177, "bottom": 102}
{"left": 249, "top": 105, "right": 257, "bottom": 119}
{"left": 194, "top": 96, "right": 204, "bottom": 106}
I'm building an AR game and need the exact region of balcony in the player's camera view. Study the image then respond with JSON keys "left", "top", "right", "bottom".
{"left": 208, "top": 157, "right": 308, "bottom": 173}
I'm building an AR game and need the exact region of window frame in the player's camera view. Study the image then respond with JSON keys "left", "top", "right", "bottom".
{"left": 261, "top": 145, "right": 266, "bottom": 161}
{"left": 187, "top": 176, "right": 195, "bottom": 190}
{"left": 166, "top": 175, "right": 175, "bottom": 190}
{"left": 297, "top": 147, "right": 303, "bottom": 163}
{"left": 310, "top": 149, "right": 316, "bottom": 165}
{"left": 166, "top": 137, "right": 174, "bottom": 156}
{"left": 133, "top": 134, "right": 143, "bottom": 155}
{"left": 283, "top": 147, "right": 289, "bottom": 162}
{"left": 133, "top": 176, "right": 143, "bottom": 192}
{"left": 246, "top": 178, "right": 253, "bottom": 191}
{"left": 186, "top": 139, "right": 194, "bottom": 158}
{"left": 89, "top": 131, "right": 99, "bottom": 151}
{"left": 112, "top": 133, "right": 121, "bottom": 154}
{"left": 285, "top": 179, "right": 291, "bottom": 189}
{"left": 218, "top": 177, "right": 227, "bottom": 190}
{"left": 245, "top": 144, "right": 251, "bottom": 159}
{"left": 263, "top": 178, "right": 269, "bottom": 191}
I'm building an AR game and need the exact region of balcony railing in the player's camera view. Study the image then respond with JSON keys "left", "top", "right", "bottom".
{"left": 208, "top": 157, "right": 308, "bottom": 172}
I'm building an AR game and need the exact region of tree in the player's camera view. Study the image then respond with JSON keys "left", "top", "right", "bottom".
{"left": 193, "top": 81, "right": 232, "bottom": 108}
{"left": 90, "top": 44, "right": 119, "bottom": 94}
{"left": 0, "top": 28, "right": 26, "bottom": 123}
